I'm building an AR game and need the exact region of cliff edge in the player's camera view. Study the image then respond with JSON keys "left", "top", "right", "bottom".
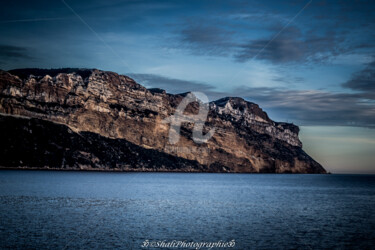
{"left": 0, "top": 68, "right": 326, "bottom": 173}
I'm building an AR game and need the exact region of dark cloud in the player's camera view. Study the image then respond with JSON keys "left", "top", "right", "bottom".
{"left": 342, "top": 59, "right": 375, "bottom": 92}
{"left": 0, "top": 45, "right": 33, "bottom": 67}
{"left": 178, "top": 24, "right": 236, "bottom": 56}
{"left": 235, "top": 37, "right": 305, "bottom": 63}
{"left": 177, "top": 21, "right": 345, "bottom": 64}
{"left": 0, "top": 45, "right": 32, "bottom": 60}
{"left": 234, "top": 26, "right": 343, "bottom": 63}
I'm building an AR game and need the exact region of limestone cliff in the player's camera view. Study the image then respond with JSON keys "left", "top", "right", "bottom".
{"left": 0, "top": 68, "right": 326, "bottom": 173}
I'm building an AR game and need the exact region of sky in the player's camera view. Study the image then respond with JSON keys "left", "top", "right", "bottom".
{"left": 0, "top": 0, "right": 374, "bottom": 173}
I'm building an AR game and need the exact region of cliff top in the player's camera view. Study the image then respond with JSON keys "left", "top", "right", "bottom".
{"left": 3, "top": 67, "right": 296, "bottom": 131}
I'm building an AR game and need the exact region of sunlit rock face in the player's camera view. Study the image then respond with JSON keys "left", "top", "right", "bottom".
{"left": 0, "top": 68, "right": 326, "bottom": 173}
{"left": 210, "top": 97, "right": 302, "bottom": 147}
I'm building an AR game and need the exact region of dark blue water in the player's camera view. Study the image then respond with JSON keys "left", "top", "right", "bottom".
{"left": 0, "top": 171, "right": 374, "bottom": 249}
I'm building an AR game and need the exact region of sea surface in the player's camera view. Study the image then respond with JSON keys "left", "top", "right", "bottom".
{"left": 0, "top": 170, "right": 374, "bottom": 249}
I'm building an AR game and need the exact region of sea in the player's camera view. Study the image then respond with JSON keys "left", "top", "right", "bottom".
{"left": 0, "top": 170, "right": 374, "bottom": 249}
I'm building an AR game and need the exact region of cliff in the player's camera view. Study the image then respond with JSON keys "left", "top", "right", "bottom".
{"left": 0, "top": 68, "right": 326, "bottom": 173}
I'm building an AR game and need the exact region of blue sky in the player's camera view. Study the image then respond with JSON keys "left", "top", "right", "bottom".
{"left": 1, "top": 0, "right": 374, "bottom": 173}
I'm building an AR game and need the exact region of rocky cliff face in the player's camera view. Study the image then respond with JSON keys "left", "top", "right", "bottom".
{"left": 0, "top": 68, "right": 326, "bottom": 173}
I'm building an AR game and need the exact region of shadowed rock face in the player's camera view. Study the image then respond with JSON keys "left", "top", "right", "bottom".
{"left": 0, "top": 68, "right": 326, "bottom": 173}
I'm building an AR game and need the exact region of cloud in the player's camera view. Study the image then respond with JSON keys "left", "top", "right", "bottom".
{"left": 0, "top": 45, "right": 34, "bottom": 68}
{"left": 178, "top": 20, "right": 346, "bottom": 64}
{"left": 236, "top": 87, "right": 375, "bottom": 127}
{"left": 178, "top": 24, "right": 236, "bottom": 56}
{"left": 234, "top": 26, "right": 344, "bottom": 63}
{"left": 130, "top": 73, "right": 375, "bottom": 128}
{"left": 177, "top": 20, "right": 344, "bottom": 64}
{"left": 174, "top": 1, "right": 375, "bottom": 64}
{"left": 235, "top": 37, "right": 305, "bottom": 63}
{"left": 0, "top": 45, "right": 32, "bottom": 61}
{"left": 342, "top": 59, "right": 375, "bottom": 92}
